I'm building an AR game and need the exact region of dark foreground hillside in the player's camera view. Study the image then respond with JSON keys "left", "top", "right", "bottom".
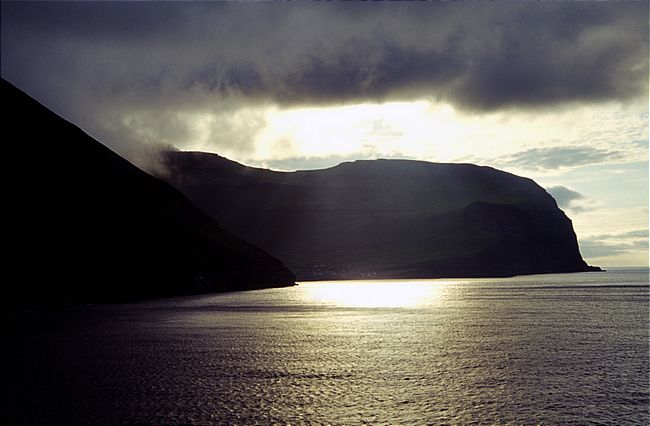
{"left": 2, "top": 79, "right": 295, "bottom": 309}
{"left": 163, "top": 151, "right": 600, "bottom": 280}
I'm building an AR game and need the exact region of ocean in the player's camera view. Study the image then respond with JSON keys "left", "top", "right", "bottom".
{"left": 7, "top": 268, "right": 649, "bottom": 424}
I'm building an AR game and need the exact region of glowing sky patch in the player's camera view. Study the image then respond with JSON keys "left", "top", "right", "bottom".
{"left": 195, "top": 100, "right": 647, "bottom": 171}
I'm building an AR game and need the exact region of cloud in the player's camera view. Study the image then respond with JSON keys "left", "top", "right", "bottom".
{"left": 497, "top": 146, "right": 626, "bottom": 171}
{"left": 3, "top": 2, "right": 646, "bottom": 110}
{"left": 589, "top": 230, "right": 649, "bottom": 240}
{"left": 579, "top": 229, "right": 649, "bottom": 259}
{"left": 1, "top": 2, "right": 647, "bottom": 168}
{"left": 631, "top": 139, "right": 649, "bottom": 149}
{"left": 545, "top": 185, "right": 593, "bottom": 213}
{"left": 546, "top": 186, "right": 584, "bottom": 208}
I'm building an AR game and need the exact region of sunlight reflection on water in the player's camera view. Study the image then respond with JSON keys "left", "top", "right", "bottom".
{"left": 9, "top": 270, "right": 649, "bottom": 424}
{"left": 299, "top": 279, "right": 455, "bottom": 308}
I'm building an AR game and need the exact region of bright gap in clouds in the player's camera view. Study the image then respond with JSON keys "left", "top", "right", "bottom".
{"left": 251, "top": 100, "right": 532, "bottom": 167}
{"left": 181, "top": 99, "right": 644, "bottom": 173}
{"left": 170, "top": 98, "right": 646, "bottom": 175}
{"left": 256, "top": 101, "right": 461, "bottom": 162}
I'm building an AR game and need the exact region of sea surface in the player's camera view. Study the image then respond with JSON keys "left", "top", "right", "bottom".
{"left": 7, "top": 268, "right": 649, "bottom": 425}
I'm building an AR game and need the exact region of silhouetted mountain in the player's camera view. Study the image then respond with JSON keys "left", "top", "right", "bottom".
{"left": 163, "top": 151, "right": 601, "bottom": 280}
{"left": 3, "top": 79, "right": 295, "bottom": 309}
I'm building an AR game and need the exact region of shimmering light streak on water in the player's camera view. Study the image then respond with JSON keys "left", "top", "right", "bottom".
{"left": 300, "top": 279, "right": 451, "bottom": 308}
{"left": 7, "top": 268, "right": 649, "bottom": 425}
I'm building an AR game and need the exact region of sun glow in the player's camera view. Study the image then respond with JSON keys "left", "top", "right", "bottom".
{"left": 301, "top": 280, "right": 451, "bottom": 308}
{"left": 256, "top": 101, "right": 466, "bottom": 161}
{"left": 250, "top": 100, "right": 645, "bottom": 168}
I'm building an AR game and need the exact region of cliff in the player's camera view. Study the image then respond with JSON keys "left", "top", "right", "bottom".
{"left": 2, "top": 79, "right": 295, "bottom": 308}
{"left": 163, "top": 151, "right": 600, "bottom": 280}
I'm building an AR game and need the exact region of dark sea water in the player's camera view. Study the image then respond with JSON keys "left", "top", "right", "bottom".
{"left": 7, "top": 268, "right": 649, "bottom": 425}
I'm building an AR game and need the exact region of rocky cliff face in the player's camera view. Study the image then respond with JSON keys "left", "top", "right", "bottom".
{"left": 163, "top": 151, "right": 600, "bottom": 280}
{"left": 3, "top": 79, "right": 295, "bottom": 308}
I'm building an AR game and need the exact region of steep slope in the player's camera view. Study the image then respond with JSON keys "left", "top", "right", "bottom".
{"left": 163, "top": 151, "right": 600, "bottom": 280}
{"left": 3, "top": 79, "right": 295, "bottom": 308}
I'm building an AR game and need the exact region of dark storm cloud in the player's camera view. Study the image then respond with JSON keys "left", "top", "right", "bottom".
{"left": 2, "top": 2, "right": 647, "bottom": 109}
{"left": 1, "top": 2, "right": 647, "bottom": 165}
{"left": 498, "top": 146, "right": 626, "bottom": 171}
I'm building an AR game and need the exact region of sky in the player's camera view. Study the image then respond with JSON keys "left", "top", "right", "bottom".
{"left": 1, "top": 1, "right": 648, "bottom": 267}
